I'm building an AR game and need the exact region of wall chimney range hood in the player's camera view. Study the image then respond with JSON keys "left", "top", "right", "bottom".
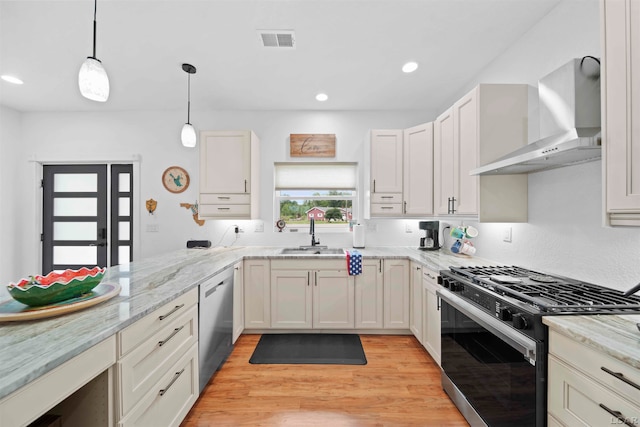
{"left": 471, "top": 57, "right": 601, "bottom": 176}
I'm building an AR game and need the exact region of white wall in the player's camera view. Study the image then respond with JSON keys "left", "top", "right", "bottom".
{"left": 0, "top": 106, "right": 22, "bottom": 298}
{"left": 445, "top": 0, "right": 640, "bottom": 291}
{"left": 4, "top": 0, "right": 638, "bottom": 293}
{"left": 14, "top": 109, "right": 431, "bottom": 278}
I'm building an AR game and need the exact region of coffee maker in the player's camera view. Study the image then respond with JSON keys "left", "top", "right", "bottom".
{"left": 418, "top": 221, "right": 440, "bottom": 251}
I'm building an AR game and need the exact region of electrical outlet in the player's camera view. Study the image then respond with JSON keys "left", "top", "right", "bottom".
{"left": 254, "top": 221, "right": 264, "bottom": 232}
{"left": 367, "top": 223, "right": 377, "bottom": 232}
{"left": 146, "top": 224, "right": 159, "bottom": 232}
{"left": 503, "top": 226, "right": 512, "bottom": 243}
{"left": 405, "top": 224, "right": 412, "bottom": 233}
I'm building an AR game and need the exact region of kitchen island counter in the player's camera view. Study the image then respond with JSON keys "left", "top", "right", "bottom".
{"left": 0, "top": 245, "right": 488, "bottom": 401}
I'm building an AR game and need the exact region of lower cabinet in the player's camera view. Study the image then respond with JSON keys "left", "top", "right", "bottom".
{"left": 243, "top": 259, "right": 271, "bottom": 328}
{"left": 354, "top": 259, "right": 384, "bottom": 329}
{"left": 118, "top": 344, "right": 199, "bottom": 427}
{"left": 383, "top": 259, "right": 410, "bottom": 329}
{"left": 422, "top": 267, "right": 441, "bottom": 366}
{"left": 116, "top": 288, "right": 199, "bottom": 427}
{"left": 409, "top": 262, "right": 423, "bottom": 343}
{"left": 547, "top": 329, "right": 640, "bottom": 426}
{"left": 232, "top": 261, "right": 244, "bottom": 343}
{"left": 270, "top": 260, "right": 354, "bottom": 329}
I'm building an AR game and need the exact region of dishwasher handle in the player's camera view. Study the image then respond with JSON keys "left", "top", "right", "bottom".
{"left": 204, "top": 279, "right": 229, "bottom": 299}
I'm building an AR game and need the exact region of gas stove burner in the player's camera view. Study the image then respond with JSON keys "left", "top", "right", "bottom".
{"left": 528, "top": 274, "right": 558, "bottom": 283}
{"left": 490, "top": 275, "right": 523, "bottom": 284}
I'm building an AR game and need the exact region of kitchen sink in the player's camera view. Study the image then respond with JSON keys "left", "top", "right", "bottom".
{"left": 280, "top": 247, "right": 345, "bottom": 255}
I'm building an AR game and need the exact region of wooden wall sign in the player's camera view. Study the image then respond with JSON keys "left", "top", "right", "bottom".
{"left": 290, "top": 134, "right": 336, "bottom": 157}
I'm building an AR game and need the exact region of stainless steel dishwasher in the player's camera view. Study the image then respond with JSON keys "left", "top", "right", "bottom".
{"left": 198, "top": 265, "right": 234, "bottom": 393}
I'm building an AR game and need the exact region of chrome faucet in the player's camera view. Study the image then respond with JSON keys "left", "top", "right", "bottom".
{"left": 310, "top": 218, "right": 320, "bottom": 247}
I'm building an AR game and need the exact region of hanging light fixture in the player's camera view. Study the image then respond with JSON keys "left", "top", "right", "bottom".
{"left": 181, "top": 63, "right": 197, "bottom": 148}
{"left": 78, "top": 0, "right": 110, "bottom": 102}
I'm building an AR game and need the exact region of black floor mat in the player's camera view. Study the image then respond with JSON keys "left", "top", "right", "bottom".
{"left": 249, "top": 333, "right": 367, "bottom": 365}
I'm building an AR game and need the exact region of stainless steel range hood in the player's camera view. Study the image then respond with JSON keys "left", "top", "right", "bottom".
{"left": 471, "top": 57, "right": 601, "bottom": 176}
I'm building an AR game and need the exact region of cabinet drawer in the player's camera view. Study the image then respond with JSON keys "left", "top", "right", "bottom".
{"left": 270, "top": 259, "right": 347, "bottom": 271}
{"left": 200, "top": 193, "right": 250, "bottom": 204}
{"left": 371, "top": 193, "right": 402, "bottom": 203}
{"left": 549, "top": 330, "right": 640, "bottom": 405}
{"left": 371, "top": 203, "right": 402, "bottom": 215}
{"left": 199, "top": 204, "right": 251, "bottom": 217}
{"left": 117, "top": 305, "right": 198, "bottom": 417}
{"left": 119, "top": 343, "right": 199, "bottom": 427}
{"left": 118, "top": 289, "right": 197, "bottom": 357}
{"left": 548, "top": 355, "right": 640, "bottom": 427}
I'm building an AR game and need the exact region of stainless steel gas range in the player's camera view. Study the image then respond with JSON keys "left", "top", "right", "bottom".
{"left": 436, "top": 265, "right": 640, "bottom": 427}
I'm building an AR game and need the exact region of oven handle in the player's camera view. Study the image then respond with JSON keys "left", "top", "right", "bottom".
{"left": 437, "top": 288, "right": 538, "bottom": 363}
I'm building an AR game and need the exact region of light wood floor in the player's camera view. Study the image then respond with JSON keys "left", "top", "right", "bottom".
{"left": 181, "top": 334, "right": 468, "bottom": 427}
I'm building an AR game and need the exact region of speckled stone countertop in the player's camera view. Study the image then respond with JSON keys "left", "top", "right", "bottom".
{"left": 0, "top": 246, "right": 490, "bottom": 400}
{"left": 543, "top": 314, "right": 640, "bottom": 369}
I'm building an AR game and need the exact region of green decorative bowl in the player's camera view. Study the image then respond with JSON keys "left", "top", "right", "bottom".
{"left": 7, "top": 267, "right": 106, "bottom": 307}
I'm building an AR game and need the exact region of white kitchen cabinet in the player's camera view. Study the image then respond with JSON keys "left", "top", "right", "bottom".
{"left": 116, "top": 288, "right": 198, "bottom": 425}
{"left": 547, "top": 329, "right": 640, "bottom": 426}
{"left": 243, "top": 259, "right": 271, "bottom": 329}
{"left": 354, "top": 258, "right": 384, "bottom": 329}
{"left": 434, "top": 84, "right": 529, "bottom": 222}
{"left": 232, "top": 261, "right": 244, "bottom": 343}
{"left": 0, "top": 337, "right": 116, "bottom": 427}
{"left": 270, "top": 269, "right": 313, "bottom": 328}
{"left": 199, "top": 130, "right": 260, "bottom": 219}
{"left": 383, "top": 259, "right": 410, "bottom": 329}
{"left": 409, "top": 262, "right": 423, "bottom": 344}
{"left": 270, "top": 260, "right": 354, "bottom": 329}
{"left": 368, "top": 126, "right": 433, "bottom": 217}
{"left": 602, "top": 0, "right": 640, "bottom": 226}
{"left": 404, "top": 123, "right": 434, "bottom": 216}
{"left": 422, "top": 267, "right": 441, "bottom": 366}
{"left": 118, "top": 343, "right": 199, "bottom": 427}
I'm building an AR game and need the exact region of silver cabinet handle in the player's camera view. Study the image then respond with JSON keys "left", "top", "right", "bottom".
{"left": 380, "top": 196, "right": 393, "bottom": 199}
{"left": 373, "top": 180, "right": 376, "bottom": 193}
{"left": 598, "top": 403, "right": 636, "bottom": 427}
{"left": 381, "top": 206, "right": 394, "bottom": 209}
{"left": 159, "top": 368, "right": 185, "bottom": 396}
{"left": 159, "top": 304, "right": 184, "bottom": 320}
{"left": 217, "top": 207, "right": 230, "bottom": 211}
{"left": 379, "top": 259, "right": 382, "bottom": 273}
{"left": 307, "top": 271, "right": 310, "bottom": 286}
{"left": 244, "top": 179, "right": 247, "bottom": 193}
{"left": 601, "top": 367, "right": 640, "bottom": 391}
{"left": 315, "top": 271, "right": 317, "bottom": 286}
{"left": 217, "top": 196, "right": 230, "bottom": 200}
{"left": 404, "top": 201, "right": 407, "bottom": 214}
{"left": 158, "top": 326, "right": 184, "bottom": 347}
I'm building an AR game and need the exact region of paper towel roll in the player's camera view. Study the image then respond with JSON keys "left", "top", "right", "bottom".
{"left": 353, "top": 224, "right": 365, "bottom": 248}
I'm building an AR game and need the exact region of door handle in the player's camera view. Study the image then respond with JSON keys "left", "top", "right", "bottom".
{"left": 90, "top": 243, "right": 107, "bottom": 247}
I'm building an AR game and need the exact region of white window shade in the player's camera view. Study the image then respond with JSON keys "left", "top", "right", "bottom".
{"left": 274, "top": 162, "right": 357, "bottom": 190}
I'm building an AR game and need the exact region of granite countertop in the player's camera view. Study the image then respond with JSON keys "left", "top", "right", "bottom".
{"left": 0, "top": 245, "right": 490, "bottom": 400}
{"left": 543, "top": 314, "right": 640, "bottom": 369}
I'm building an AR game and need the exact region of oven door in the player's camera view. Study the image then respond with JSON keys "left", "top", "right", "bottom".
{"left": 438, "top": 289, "right": 544, "bottom": 427}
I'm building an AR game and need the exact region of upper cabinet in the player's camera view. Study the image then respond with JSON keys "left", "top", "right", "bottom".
{"left": 368, "top": 125, "right": 434, "bottom": 218}
{"left": 434, "top": 84, "right": 529, "bottom": 222}
{"left": 199, "top": 130, "right": 260, "bottom": 219}
{"left": 602, "top": 0, "right": 640, "bottom": 226}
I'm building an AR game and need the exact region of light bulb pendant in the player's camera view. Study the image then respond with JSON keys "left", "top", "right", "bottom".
{"left": 79, "top": 0, "right": 110, "bottom": 102}
{"left": 79, "top": 57, "right": 110, "bottom": 102}
{"left": 181, "top": 63, "right": 197, "bottom": 148}
{"left": 181, "top": 123, "right": 197, "bottom": 147}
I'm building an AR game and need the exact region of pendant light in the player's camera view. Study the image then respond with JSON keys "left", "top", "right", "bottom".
{"left": 181, "top": 63, "right": 197, "bottom": 148}
{"left": 78, "top": 0, "right": 109, "bottom": 102}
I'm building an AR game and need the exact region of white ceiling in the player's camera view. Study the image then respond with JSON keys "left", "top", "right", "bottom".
{"left": 0, "top": 0, "right": 562, "bottom": 113}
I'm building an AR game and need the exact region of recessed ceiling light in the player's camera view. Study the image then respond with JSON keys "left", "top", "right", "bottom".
{"left": 316, "top": 93, "right": 328, "bottom": 102}
{"left": 402, "top": 62, "right": 419, "bottom": 73}
{"left": 1, "top": 75, "right": 24, "bottom": 85}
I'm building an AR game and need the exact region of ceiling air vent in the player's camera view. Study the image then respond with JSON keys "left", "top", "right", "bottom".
{"left": 258, "top": 30, "right": 296, "bottom": 49}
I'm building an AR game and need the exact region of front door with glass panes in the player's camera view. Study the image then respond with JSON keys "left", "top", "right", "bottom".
{"left": 42, "top": 164, "right": 133, "bottom": 273}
